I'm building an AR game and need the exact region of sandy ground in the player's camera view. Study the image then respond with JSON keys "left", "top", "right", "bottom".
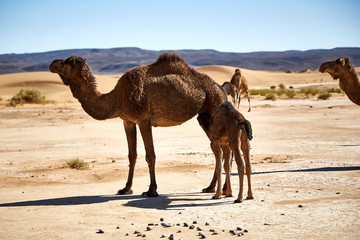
{"left": 0, "top": 66, "right": 359, "bottom": 239}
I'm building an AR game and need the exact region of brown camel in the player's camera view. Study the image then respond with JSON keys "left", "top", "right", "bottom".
{"left": 207, "top": 101, "right": 253, "bottom": 203}
{"left": 49, "top": 53, "right": 226, "bottom": 197}
{"left": 320, "top": 58, "right": 360, "bottom": 106}
{"left": 221, "top": 81, "right": 237, "bottom": 105}
{"left": 230, "top": 69, "right": 251, "bottom": 112}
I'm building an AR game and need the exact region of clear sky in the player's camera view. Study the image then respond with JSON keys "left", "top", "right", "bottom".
{"left": 0, "top": 0, "right": 359, "bottom": 54}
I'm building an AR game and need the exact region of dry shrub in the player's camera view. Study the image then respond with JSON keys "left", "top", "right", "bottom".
{"left": 10, "top": 88, "right": 46, "bottom": 106}
{"left": 66, "top": 158, "right": 89, "bottom": 170}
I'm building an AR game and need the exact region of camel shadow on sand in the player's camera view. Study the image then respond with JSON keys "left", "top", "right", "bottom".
{"left": 0, "top": 192, "right": 231, "bottom": 210}
{"left": 251, "top": 166, "right": 360, "bottom": 175}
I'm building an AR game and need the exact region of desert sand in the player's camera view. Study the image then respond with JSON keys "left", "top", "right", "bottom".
{"left": 0, "top": 66, "right": 359, "bottom": 239}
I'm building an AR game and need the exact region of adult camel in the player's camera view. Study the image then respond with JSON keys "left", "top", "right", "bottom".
{"left": 230, "top": 69, "right": 251, "bottom": 112}
{"left": 49, "top": 53, "right": 226, "bottom": 197}
{"left": 320, "top": 57, "right": 360, "bottom": 106}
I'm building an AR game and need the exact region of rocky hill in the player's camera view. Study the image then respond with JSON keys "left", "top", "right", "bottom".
{"left": 0, "top": 47, "right": 359, "bottom": 74}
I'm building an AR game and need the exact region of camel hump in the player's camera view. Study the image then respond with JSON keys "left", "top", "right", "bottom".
{"left": 150, "top": 53, "right": 191, "bottom": 75}
{"left": 155, "top": 52, "right": 186, "bottom": 65}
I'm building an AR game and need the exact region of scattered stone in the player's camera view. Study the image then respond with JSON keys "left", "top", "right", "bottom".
{"left": 161, "top": 223, "right": 172, "bottom": 228}
{"left": 264, "top": 223, "right": 271, "bottom": 225}
{"left": 116, "top": 226, "right": 120, "bottom": 229}
{"left": 125, "top": 233, "right": 129, "bottom": 236}
{"left": 189, "top": 225, "right": 195, "bottom": 229}
{"left": 238, "top": 232, "right": 244, "bottom": 236}
{"left": 177, "top": 230, "right": 181, "bottom": 233}
{"left": 205, "top": 222, "right": 210, "bottom": 226}
{"left": 213, "top": 230, "right": 219, "bottom": 235}
{"left": 160, "top": 218, "right": 164, "bottom": 222}
{"left": 137, "top": 233, "right": 142, "bottom": 237}
{"left": 148, "top": 223, "right": 154, "bottom": 226}
{"left": 209, "top": 229, "right": 215, "bottom": 232}
{"left": 298, "top": 204, "right": 303, "bottom": 208}
{"left": 183, "top": 223, "right": 188, "bottom": 227}
{"left": 237, "top": 227, "right": 242, "bottom": 231}
{"left": 178, "top": 211, "right": 182, "bottom": 214}
{"left": 134, "top": 230, "right": 141, "bottom": 234}
{"left": 169, "top": 234, "right": 174, "bottom": 240}
{"left": 244, "top": 229, "right": 248, "bottom": 233}
{"left": 193, "top": 221, "right": 198, "bottom": 224}
{"left": 197, "top": 227, "right": 202, "bottom": 231}
{"left": 230, "top": 230, "right": 236, "bottom": 235}
{"left": 176, "top": 223, "right": 180, "bottom": 226}
{"left": 336, "top": 192, "right": 340, "bottom": 194}
{"left": 96, "top": 229, "right": 104, "bottom": 234}
{"left": 146, "top": 226, "right": 152, "bottom": 231}
{"left": 142, "top": 233, "right": 146, "bottom": 237}
{"left": 161, "top": 234, "right": 167, "bottom": 238}
{"left": 199, "top": 231, "right": 206, "bottom": 238}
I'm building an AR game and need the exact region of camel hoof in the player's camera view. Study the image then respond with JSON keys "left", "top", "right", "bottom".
{"left": 212, "top": 195, "right": 221, "bottom": 199}
{"left": 225, "top": 194, "right": 233, "bottom": 198}
{"left": 142, "top": 190, "right": 159, "bottom": 198}
{"left": 234, "top": 199, "right": 243, "bottom": 203}
{"left": 246, "top": 196, "right": 254, "bottom": 200}
{"left": 202, "top": 187, "right": 215, "bottom": 193}
{"left": 116, "top": 188, "right": 133, "bottom": 195}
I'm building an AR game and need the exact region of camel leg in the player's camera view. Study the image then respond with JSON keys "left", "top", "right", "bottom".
{"left": 138, "top": 121, "right": 158, "bottom": 197}
{"left": 197, "top": 113, "right": 216, "bottom": 193}
{"left": 222, "top": 145, "right": 233, "bottom": 197}
{"left": 117, "top": 120, "right": 137, "bottom": 195}
{"left": 230, "top": 142, "right": 244, "bottom": 203}
{"left": 241, "top": 131, "right": 253, "bottom": 199}
{"left": 210, "top": 140, "right": 222, "bottom": 199}
{"left": 246, "top": 91, "right": 251, "bottom": 112}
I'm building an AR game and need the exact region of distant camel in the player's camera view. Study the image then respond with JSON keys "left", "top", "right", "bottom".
{"left": 230, "top": 69, "right": 251, "bottom": 112}
{"left": 207, "top": 101, "right": 253, "bottom": 203}
{"left": 49, "top": 53, "right": 225, "bottom": 197}
{"left": 320, "top": 58, "right": 360, "bottom": 106}
{"left": 221, "top": 81, "right": 237, "bottom": 105}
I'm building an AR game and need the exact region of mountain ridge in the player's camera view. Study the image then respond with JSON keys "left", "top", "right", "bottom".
{"left": 0, "top": 47, "right": 359, "bottom": 74}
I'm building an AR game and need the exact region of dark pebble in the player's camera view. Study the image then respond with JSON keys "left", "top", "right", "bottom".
{"left": 96, "top": 229, "right": 104, "bottom": 234}
{"left": 237, "top": 227, "right": 242, "bottom": 231}
{"left": 137, "top": 233, "right": 142, "bottom": 237}
{"left": 161, "top": 234, "right": 166, "bottom": 238}
{"left": 238, "top": 232, "right": 244, "bottom": 236}
{"left": 213, "top": 230, "right": 219, "bottom": 235}
{"left": 125, "top": 233, "right": 129, "bottom": 236}
{"left": 197, "top": 227, "right": 202, "bottom": 231}
{"left": 116, "top": 226, "right": 120, "bottom": 229}
{"left": 189, "top": 225, "right": 195, "bottom": 229}
{"left": 142, "top": 233, "right": 146, "bottom": 237}
{"left": 199, "top": 231, "right": 206, "bottom": 238}
{"left": 169, "top": 234, "right": 174, "bottom": 240}
{"left": 146, "top": 226, "right": 152, "bottom": 231}
{"left": 160, "top": 218, "right": 164, "bottom": 222}
{"left": 298, "top": 204, "right": 303, "bottom": 208}
{"left": 183, "top": 223, "right": 188, "bottom": 227}
{"left": 193, "top": 221, "right": 198, "bottom": 224}
{"left": 230, "top": 230, "right": 236, "bottom": 235}
{"left": 205, "top": 222, "right": 210, "bottom": 226}
{"left": 134, "top": 230, "right": 140, "bottom": 234}
{"left": 209, "top": 229, "right": 215, "bottom": 232}
{"left": 244, "top": 229, "right": 248, "bottom": 233}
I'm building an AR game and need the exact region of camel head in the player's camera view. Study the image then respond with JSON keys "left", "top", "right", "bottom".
{"left": 319, "top": 58, "right": 353, "bottom": 80}
{"left": 234, "top": 68, "right": 242, "bottom": 77}
{"left": 49, "top": 56, "right": 95, "bottom": 87}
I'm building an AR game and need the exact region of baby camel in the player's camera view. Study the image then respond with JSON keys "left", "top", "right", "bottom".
{"left": 221, "top": 81, "right": 237, "bottom": 106}
{"left": 207, "top": 101, "right": 253, "bottom": 203}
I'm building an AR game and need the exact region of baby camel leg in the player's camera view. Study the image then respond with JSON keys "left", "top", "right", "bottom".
{"left": 241, "top": 131, "right": 254, "bottom": 199}
{"left": 210, "top": 140, "right": 223, "bottom": 199}
{"left": 231, "top": 144, "right": 245, "bottom": 203}
{"left": 222, "top": 145, "right": 233, "bottom": 197}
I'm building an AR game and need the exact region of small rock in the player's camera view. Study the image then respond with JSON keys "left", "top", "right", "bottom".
{"left": 137, "top": 233, "right": 142, "bottom": 237}
{"left": 189, "top": 225, "right": 195, "bottom": 229}
{"left": 237, "top": 227, "right": 242, "bottom": 231}
{"left": 209, "top": 229, "right": 215, "bottom": 232}
{"left": 197, "top": 227, "right": 202, "bottom": 231}
{"left": 160, "top": 218, "right": 164, "bottom": 222}
{"left": 183, "top": 223, "right": 188, "bottom": 227}
{"left": 125, "top": 233, "right": 129, "bottom": 236}
{"left": 213, "top": 230, "right": 219, "bottom": 235}
{"left": 116, "top": 226, "right": 120, "bottom": 229}
{"left": 134, "top": 230, "right": 141, "bottom": 234}
{"left": 169, "top": 234, "right": 174, "bottom": 240}
{"left": 205, "top": 222, "right": 210, "bottom": 226}
{"left": 161, "top": 234, "right": 166, "bottom": 238}
{"left": 146, "top": 226, "right": 152, "bottom": 231}
{"left": 230, "top": 229, "right": 236, "bottom": 235}
{"left": 148, "top": 223, "right": 154, "bottom": 226}
{"left": 298, "top": 204, "right": 303, "bottom": 208}
{"left": 199, "top": 231, "right": 206, "bottom": 238}
{"left": 238, "top": 232, "right": 244, "bottom": 236}
{"left": 193, "top": 221, "right": 198, "bottom": 224}
{"left": 161, "top": 223, "right": 172, "bottom": 228}
{"left": 244, "top": 229, "right": 248, "bottom": 233}
{"left": 177, "top": 230, "right": 181, "bottom": 233}
{"left": 142, "top": 233, "right": 146, "bottom": 237}
{"left": 96, "top": 229, "right": 104, "bottom": 234}
{"left": 336, "top": 192, "right": 340, "bottom": 194}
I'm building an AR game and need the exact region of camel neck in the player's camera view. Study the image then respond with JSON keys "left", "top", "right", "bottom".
{"left": 70, "top": 83, "right": 119, "bottom": 120}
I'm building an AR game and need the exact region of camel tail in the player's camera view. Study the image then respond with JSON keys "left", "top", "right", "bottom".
{"left": 238, "top": 119, "right": 253, "bottom": 141}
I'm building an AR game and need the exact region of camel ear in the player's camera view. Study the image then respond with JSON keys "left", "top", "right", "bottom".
{"left": 337, "top": 58, "right": 345, "bottom": 66}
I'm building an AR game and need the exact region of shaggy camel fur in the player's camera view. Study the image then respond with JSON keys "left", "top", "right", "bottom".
{"left": 207, "top": 101, "right": 253, "bottom": 203}
{"left": 49, "top": 53, "right": 226, "bottom": 197}
{"left": 230, "top": 69, "right": 251, "bottom": 112}
{"left": 221, "top": 81, "right": 237, "bottom": 105}
{"left": 320, "top": 58, "right": 360, "bottom": 106}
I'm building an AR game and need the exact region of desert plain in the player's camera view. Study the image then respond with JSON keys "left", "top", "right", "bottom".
{"left": 0, "top": 65, "right": 359, "bottom": 239}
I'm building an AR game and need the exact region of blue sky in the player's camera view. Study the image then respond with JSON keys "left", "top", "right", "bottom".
{"left": 0, "top": 0, "right": 359, "bottom": 54}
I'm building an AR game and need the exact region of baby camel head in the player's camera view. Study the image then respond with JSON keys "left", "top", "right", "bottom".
{"left": 49, "top": 56, "right": 95, "bottom": 87}
{"left": 319, "top": 58, "right": 353, "bottom": 80}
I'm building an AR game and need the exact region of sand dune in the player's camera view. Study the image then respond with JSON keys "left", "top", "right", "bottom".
{"left": 0, "top": 65, "right": 343, "bottom": 102}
